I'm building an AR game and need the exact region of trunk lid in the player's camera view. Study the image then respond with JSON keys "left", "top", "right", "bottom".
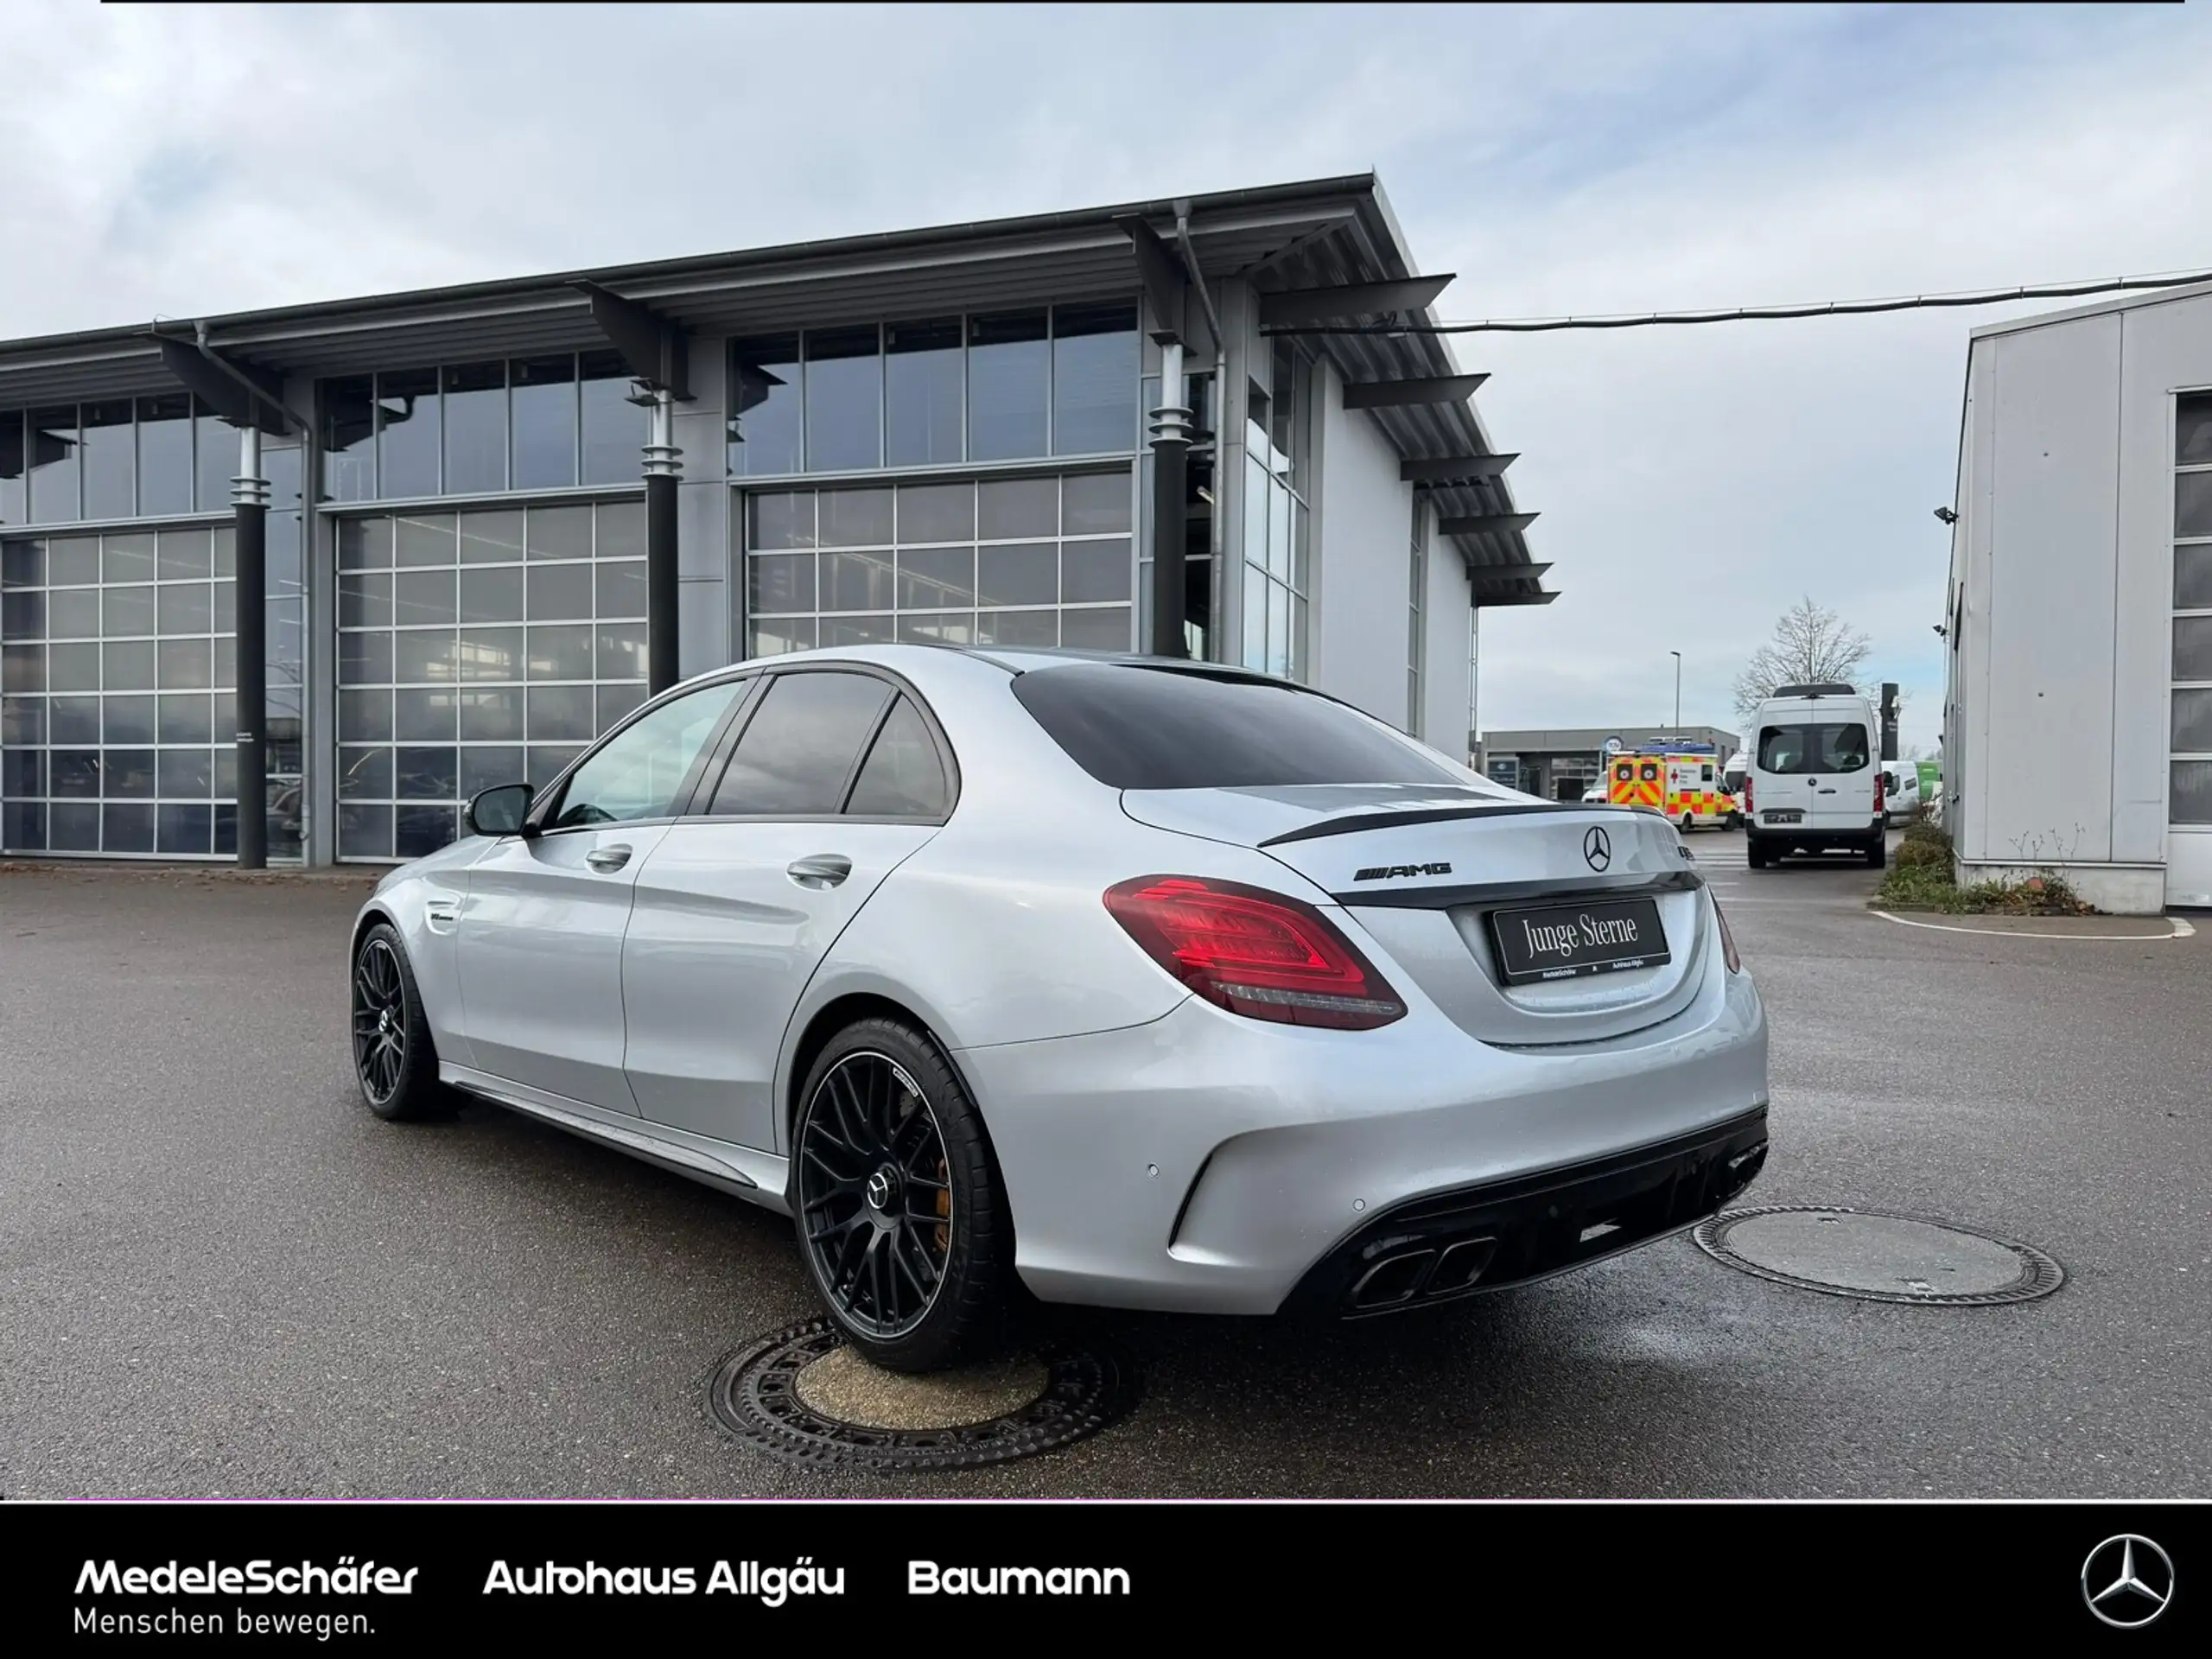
{"left": 1120, "top": 784, "right": 1714, "bottom": 1047}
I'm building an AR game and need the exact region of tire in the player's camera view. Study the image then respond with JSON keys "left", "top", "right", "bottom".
{"left": 791, "top": 1017, "right": 1012, "bottom": 1374}
{"left": 1680, "top": 812, "right": 1695, "bottom": 834}
{"left": 350, "top": 922, "right": 457, "bottom": 1122}
{"left": 1747, "top": 839, "right": 1769, "bottom": 869}
{"left": 1866, "top": 834, "right": 1887, "bottom": 870}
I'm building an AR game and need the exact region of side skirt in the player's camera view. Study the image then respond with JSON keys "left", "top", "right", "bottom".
{"left": 441, "top": 1063, "right": 792, "bottom": 1217}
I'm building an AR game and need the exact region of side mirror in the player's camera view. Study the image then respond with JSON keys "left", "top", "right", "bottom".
{"left": 465, "top": 781, "right": 536, "bottom": 839}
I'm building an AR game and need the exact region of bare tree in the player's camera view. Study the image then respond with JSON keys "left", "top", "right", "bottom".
{"left": 1732, "top": 597, "right": 1873, "bottom": 726}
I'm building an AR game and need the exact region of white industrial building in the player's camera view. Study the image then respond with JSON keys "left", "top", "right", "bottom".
{"left": 1943, "top": 280, "right": 2212, "bottom": 912}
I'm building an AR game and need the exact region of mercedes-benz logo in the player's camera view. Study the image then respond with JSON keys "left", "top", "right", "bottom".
{"left": 2082, "top": 1535, "right": 2174, "bottom": 1629}
{"left": 1583, "top": 825, "right": 1612, "bottom": 872}
{"left": 865, "top": 1166, "right": 897, "bottom": 1214}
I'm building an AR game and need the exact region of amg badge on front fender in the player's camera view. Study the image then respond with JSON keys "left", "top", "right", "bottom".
{"left": 1351, "top": 861, "right": 1453, "bottom": 881}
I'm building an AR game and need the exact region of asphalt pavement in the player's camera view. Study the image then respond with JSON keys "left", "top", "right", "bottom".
{"left": 2, "top": 836, "right": 2207, "bottom": 1497}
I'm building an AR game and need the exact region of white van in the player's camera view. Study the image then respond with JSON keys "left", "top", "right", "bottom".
{"left": 1878, "top": 762, "right": 1922, "bottom": 826}
{"left": 1744, "top": 683, "right": 1886, "bottom": 869}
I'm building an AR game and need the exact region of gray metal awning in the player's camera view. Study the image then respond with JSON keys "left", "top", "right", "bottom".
{"left": 0, "top": 173, "right": 1548, "bottom": 594}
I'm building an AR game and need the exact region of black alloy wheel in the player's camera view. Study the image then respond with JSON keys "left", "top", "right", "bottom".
{"left": 793, "top": 1020, "right": 1009, "bottom": 1373}
{"left": 350, "top": 922, "right": 453, "bottom": 1122}
{"left": 353, "top": 937, "right": 408, "bottom": 1104}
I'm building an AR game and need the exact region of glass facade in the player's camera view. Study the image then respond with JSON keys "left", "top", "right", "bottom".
{"left": 1, "top": 396, "right": 238, "bottom": 527}
{"left": 743, "top": 470, "right": 1134, "bottom": 658}
{"left": 320, "top": 353, "right": 646, "bottom": 503}
{"left": 1240, "top": 339, "right": 1312, "bottom": 681}
{"left": 333, "top": 498, "right": 647, "bottom": 860}
{"left": 2173, "top": 392, "right": 2212, "bottom": 826}
{"left": 728, "top": 304, "right": 1139, "bottom": 477}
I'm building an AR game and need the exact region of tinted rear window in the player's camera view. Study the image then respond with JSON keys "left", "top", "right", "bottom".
{"left": 1011, "top": 664, "right": 1462, "bottom": 789}
{"left": 1758, "top": 721, "right": 1870, "bottom": 774}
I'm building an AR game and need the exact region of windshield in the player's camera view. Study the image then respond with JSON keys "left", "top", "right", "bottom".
{"left": 1012, "top": 664, "right": 1466, "bottom": 790}
{"left": 1758, "top": 721, "right": 1870, "bottom": 775}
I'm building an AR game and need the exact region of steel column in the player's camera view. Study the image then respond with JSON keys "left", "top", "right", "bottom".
{"left": 232, "top": 425, "right": 269, "bottom": 868}
{"left": 644, "top": 388, "right": 683, "bottom": 695}
{"left": 1148, "top": 340, "right": 1191, "bottom": 659}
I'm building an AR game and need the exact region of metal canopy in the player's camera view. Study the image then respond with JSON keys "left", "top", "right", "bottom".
{"left": 150, "top": 336, "right": 291, "bottom": 435}
{"left": 1441, "top": 512, "right": 1539, "bottom": 537}
{"left": 1402, "top": 453, "right": 1516, "bottom": 482}
{"left": 574, "top": 282, "right": 690, "bottom": 401}
{"left": 1257, "top": 274, "right": 1453, "bottom": 326}
{"left": 1473, "top": 588, "right": 1558, "bottom": 607}
{"left": 1341, "top": 372, "right": 1489, "bottom": 410}
{"left": 1470, "top": 562, "right": 1551, "bottom": 582}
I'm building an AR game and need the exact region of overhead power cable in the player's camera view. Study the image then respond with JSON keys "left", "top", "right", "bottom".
{"left": 1262, "top": 267, "right": 2212, "bottom": 336}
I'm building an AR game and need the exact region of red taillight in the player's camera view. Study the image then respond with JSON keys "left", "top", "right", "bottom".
{"left": 1711, "top": 893, "right": 1743, "bottom": 973}
{"left": 1742, "top": 774, "right": 1754, "bottom": 812}
{"left": 1872, "top": 770, "right": 1886, "bottom": 813}
{"left": 1103, "top": 875, "right": 1406, "bottom": 1030}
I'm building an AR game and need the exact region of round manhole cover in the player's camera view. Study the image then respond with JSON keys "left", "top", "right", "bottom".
{"left": 1693, "top": 1206, "right": 2063, "bottom": 1306}
{"left": 705, "top": 1318, "right": 1140, "bottom": 1471}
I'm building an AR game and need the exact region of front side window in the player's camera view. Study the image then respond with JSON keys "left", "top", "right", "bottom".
{"left": 706, "top": 670, "right": 892, "bottom": 817}
{"left": 549, "top": 679, "right": 742, "bottom": 828}
{"left": 1758, "top": 721, "right": 1870, "bottom": 774}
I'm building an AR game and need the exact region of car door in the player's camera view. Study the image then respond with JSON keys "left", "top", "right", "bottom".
{"left": 620, "top": 669, "right": 954, "bottom": 1152}
{"left": 454, "top": 677, "right": 748, "bottom": 1110}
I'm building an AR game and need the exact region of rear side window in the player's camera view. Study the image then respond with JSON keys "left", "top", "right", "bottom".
{"left": 1758, "top": 721, "right": 1870, "bottom": 774}
{"left": 846, "top": 696, "right": 949, "bottom": 817}
{"left": 707, "top": 671, "right": 890, "bottom": 816}
{"left": 1012, "top": 664, "right": 1461, "bottom": 790}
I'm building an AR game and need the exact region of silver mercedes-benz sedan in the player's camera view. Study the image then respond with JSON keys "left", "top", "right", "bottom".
{"left": 349, "top": 645, "right": 1769, "bottom": 1371}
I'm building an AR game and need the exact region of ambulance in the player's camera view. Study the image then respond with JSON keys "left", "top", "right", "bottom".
{"left": 1605, "top": 741, "right": 1739, "bottom": 832}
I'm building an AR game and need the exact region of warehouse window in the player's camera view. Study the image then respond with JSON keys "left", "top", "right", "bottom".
{"left": 1240, "top": 339, "right": 1311, "bottom": 683}
{"left": 320, "top": 353, "right": 646, "bottom": 504}
{"left": 0, "top": 396, "right": 243, "bottom": 527}
{"left": 728, "top": 303, "right": 1138, "bottom": 479}
{"left": 743, "top": 470, "right": 1133, "bottom": 658}
{"left": 333, "top": 497, "right": 646, "bottom": 860}
{"left": 2174, "top": 391, "right": 2212, "bottom": 825}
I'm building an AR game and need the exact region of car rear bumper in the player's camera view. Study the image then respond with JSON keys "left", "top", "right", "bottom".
{"left": 951, "top": 944, "right": 1768, "bottom": 1316}
{"left": 1279, "top": 1108, "right": 1768, "bottom": 1316}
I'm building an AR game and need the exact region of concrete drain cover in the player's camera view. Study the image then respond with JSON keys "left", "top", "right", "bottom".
{"left": 1693, "top": 1206, "right": 2064, "bottom": 1306}
{"left": 705, "top": 1318, "right": 1140, "bottom": 1471}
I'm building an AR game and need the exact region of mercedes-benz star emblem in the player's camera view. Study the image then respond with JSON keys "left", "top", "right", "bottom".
{"left": 1583, "top": 825, "right": 1612, "bottom": 872}
{"left": 2082, "top": 1535, "right": 2175, "bottom": 1629}
{"left": 866, "top": 1167, "right": 896, "bottom": 1213}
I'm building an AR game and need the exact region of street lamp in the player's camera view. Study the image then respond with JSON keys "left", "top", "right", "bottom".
{"left": 1670, "top": 651, "right": 1681, "bottom": 729}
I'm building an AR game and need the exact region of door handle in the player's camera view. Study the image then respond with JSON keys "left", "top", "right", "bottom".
{"left": 1816, "top": 787, "right": 1838, "bottom": 795}
{"left": 585, "top": 843, "right": 632, "bottom": 873}
{"left": 787, "top": 854, "right": 852, "bottom": 889}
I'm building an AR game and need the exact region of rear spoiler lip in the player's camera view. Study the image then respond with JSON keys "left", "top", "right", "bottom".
{"left": 1257, "top": 799, "right": 1637, "bottom": 849}
{"left": 1333, "top": 867, "right": 1705, "bottom": 910}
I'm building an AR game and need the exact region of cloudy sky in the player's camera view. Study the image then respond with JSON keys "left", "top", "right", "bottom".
{"left": 6, "top": 1, "right": 2208, "bottom": 753}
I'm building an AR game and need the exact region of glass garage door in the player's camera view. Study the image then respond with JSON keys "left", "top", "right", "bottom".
{"left": 2, "top": 525, "right": 253, "bottom": 858}
{"left": 334, "top": 498, "right": 646, "bottom": 861}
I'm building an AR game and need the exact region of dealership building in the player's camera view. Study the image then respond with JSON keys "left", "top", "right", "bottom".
{"left": 1943, "top": 277, "right": 2212, "bottom": 912}
{"left": 0, "top": 174, "right": 1546, "bottom": 867}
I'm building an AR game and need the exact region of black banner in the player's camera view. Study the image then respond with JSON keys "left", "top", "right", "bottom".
{"left": 4, "top": 1500, "right": 2205, "bottom": 1642}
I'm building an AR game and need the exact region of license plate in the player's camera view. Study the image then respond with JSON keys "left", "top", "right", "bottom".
{"left": 1489, "top": 896, "right": 1670, "bottom": 984}
{"left": 1763, "top": 809, "right": 1803, "bottom": 824}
